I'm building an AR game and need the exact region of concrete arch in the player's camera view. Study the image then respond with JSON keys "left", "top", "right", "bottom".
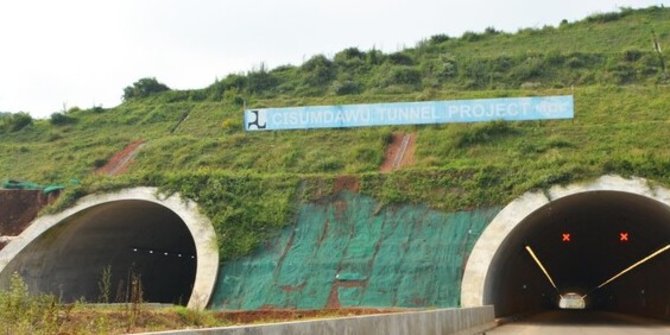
{"left": 0, "top": 187, "right": 218, "bottom": 309}
{"left": 461, "top": 175, "right": 670, "bottom": 312}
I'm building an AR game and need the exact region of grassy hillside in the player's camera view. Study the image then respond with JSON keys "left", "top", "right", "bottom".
{"left": 1, "top": 6, "right": 670, "bottom": 260}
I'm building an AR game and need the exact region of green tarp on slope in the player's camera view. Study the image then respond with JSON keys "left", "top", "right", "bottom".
{"left": 210, "top": 191, "right": 501, "bottom": 310}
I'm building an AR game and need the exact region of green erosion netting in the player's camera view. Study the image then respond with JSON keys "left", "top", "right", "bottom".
{"left": 210, "top": 192, "right": 501, "bottom": 310}
{"left": 2, "top": 180, "right": 66, "bottom": 194}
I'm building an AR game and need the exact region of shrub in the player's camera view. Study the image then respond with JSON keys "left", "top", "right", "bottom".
{"left": 188, "top": 89, "right": 208, "bottom": 101}
{"left": 334, "top": 49, "right": 367, "bottom": 74}
{"left": 484, "top": 26, "right": 501, "bottom": 35}
{"left": 639, "top": 53, "right": 663, "bottom": 75}
{"left": 232, "top": 95, "right": 245, "bottom": 106}
{"left": 48, "top": 132, "right": 63, "bottom": 142}
{"left": 50, "top": 112, "right": 76, "bottom": 125}
{"left": 91, "top": 105, "right": 105, "bottom": 113}
{"left": 221, "top": 118, "right": 241, "bottom": 133}
{"left": 317, "top": 157, "right": 344, "bottom": 172}
{"left": 566, "top": 56, "right": 585, "bottom": 68}
{"left": 366, "top": 48, "right": 385, "bottom": 65}
{"left": 2, "top": 112, "right": 33, "bottom": 132}
{"left": 609, "top": 63, "right": 637, "bottom": 84}
{"left": 385, "top": 67, "right": 422, "bottom": 86}
{"left": 461, "top": 31, "right": 483, "bottom": 42}
{"left": 585, "top": 7, "right": 632, "bottom": 23}
{"left": 460, "top": 59, "right": 489, "bottom": 88}
{"left": 301, "top": 55, "right": 336, "bottom": 86}
{"left": 122, "top": 77, "right": 170, "bottom": 101}
{"left": 489, "top": 56, "right": 515, "bottom": 72}
{"left": 429, "top": 34, "right": 450, "bottom": 44}
{"left": 509, "top": 57, "right": 544, "bottom": 81}
{"left": 247, "top": 67, "right": 278, "bottom": 94}
{"left": 334, "top": 47, "right": 366, "bottom": 63}
{"left": 93, "top": 158, "right": 108, "bottom": 168}
{"left": 545, "top": 51, "right": 566, "bottom": 66}
{"left": 456, "top": 121, "right": 518, "bottom": 148}
{"left": 520, "top": 81, "right": 542, "bottom": 89}
{"left": 221, "top": 74, "right": 247, "bottom": 91}
{"left": 623, "top": 48, "right": 643, "bottom": 62}
{"left": 332, "top": 80, "right": 362, "bottom": 95}
{"left": 0, "top": 273, "right": 62, "bottom": 334}
{"left": 439, "top": 55, "right": 458, "bottom": 78}
{"left": 355, "top": 147, "right": 382, "bottom": 165}
{"left": 174, "top": 306, "right": 217, "bottom": 327}
{"left": 387, "top": 52, "right": 414, "bottom": 65}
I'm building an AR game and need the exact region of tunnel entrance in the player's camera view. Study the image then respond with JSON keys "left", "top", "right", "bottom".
{"left": 462, "top": 176, "right": 670, "bottom": 321}
{"left": 2, "top": 200, "right": 196, "bottom": 304}
{"left": 0, "top": 187, "right": 219, "bottom": 309}
{"left": 486, "top": 190, "right": 670, "bottom": 317}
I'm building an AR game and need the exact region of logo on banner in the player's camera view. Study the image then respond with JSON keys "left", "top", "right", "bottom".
{"left": 536, "top": 100, "right": 571, "bottom": 118}
{"left": 247, "top": 110, "right": 267, "bottom": 130}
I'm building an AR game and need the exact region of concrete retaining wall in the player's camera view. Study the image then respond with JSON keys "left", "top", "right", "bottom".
{"left": 135, "top": 306, "right": 495, "bottom": 335}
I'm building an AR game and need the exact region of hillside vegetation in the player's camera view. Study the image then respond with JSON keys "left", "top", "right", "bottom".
{"left": 1, "top": 6, "right": 670, "bottom": 260}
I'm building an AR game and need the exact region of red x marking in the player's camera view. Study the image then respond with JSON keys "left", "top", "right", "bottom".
{"left": 562, "top": 233, "right": 571, "bottom": 242}
{"left": 620, "top": 232, "right": 629, "bottom": 242}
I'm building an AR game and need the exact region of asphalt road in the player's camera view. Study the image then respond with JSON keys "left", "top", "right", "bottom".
{"left": 486, "top": 310, "right": 670, "bottom": 335}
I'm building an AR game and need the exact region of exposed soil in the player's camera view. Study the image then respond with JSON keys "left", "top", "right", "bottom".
{"left": 280, "top": 283, "right": 306, "bottom": 292}
{"left": 325, "top": 279, "right": 368, "bottom": 309}
{"left": 380, "top": 133, "right": 416, "bottom": 172}
{"left": 97, "top": 140, "right": 145, "bottom": 176}
{"left": 333, "top": 175, "right": 360, "bottom": 193}
{"left": 0, "top": 190, "right": 57, "bottom": 238}
{"left": 333, "top": 199, "right": 348, "bottom": 221}
{"left": 216, "top": 307, "right": 398, "bottom": 324}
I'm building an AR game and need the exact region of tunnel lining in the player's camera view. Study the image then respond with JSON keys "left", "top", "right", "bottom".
{"left": 0, "top": 187, "right": 218, "bottom": 309}
{"left": 461, "top": 175, "right": 670, "bottom": 310}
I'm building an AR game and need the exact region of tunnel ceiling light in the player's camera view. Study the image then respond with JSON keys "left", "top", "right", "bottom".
{"left": 525, "top": 245, "right": 559, "bottom": 291}
{"left": 593, "top": 243, "right": 670, "bottom": 291}
{"left": 130, "top": 246, "right": 195, "bottom": 260}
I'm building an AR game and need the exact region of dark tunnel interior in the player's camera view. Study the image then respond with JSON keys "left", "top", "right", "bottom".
{"left": 484, "top": 191, "right": 670, "bottom": 320}
{"left": 1, "top": 200, "right": 197, "bottom": 305}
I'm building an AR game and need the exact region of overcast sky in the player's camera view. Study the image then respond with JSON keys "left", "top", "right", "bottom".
{"left": 1, "top": 0, "right": 668, "bottom": 118}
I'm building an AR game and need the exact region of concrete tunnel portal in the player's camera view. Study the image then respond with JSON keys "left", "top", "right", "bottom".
{"left": 0, "top": 188, "right": 219, "bottom": 309}
{"left": 462, "top": 176, "right": 670, "bottom": 320}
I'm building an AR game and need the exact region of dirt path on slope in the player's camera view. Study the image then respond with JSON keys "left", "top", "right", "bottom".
{"left": 380, "top": 133, "right": 416, "bottom": 172}
{"left": 97, "top": 140, "right": 145, "bottom": 176}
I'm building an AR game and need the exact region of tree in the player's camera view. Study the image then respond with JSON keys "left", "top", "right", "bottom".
{"left": 122, "top": 77, "right": 170, "bottom": 101}
{"left": 0, "top": 112, "right": 33, "bottom": 132}
{"left": 301, "top": 55, "right": 336, "bottom": 86}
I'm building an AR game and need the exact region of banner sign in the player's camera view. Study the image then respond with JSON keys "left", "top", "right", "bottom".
{"left": 244, "top": 95, "right": 573, "bottom": 131}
